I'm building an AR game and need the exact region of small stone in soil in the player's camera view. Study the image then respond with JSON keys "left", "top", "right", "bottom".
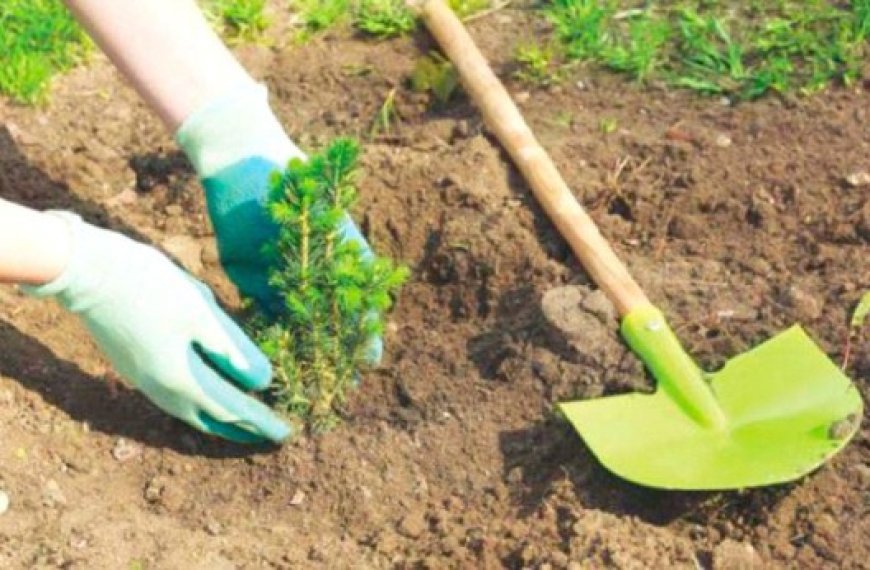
{"left": 398, "top": 511, "right": 428, "bottom": 539}
{"left": 0, "top": 490, "right": 9, "bottom": 515}
{"left": 107, "top": 188, "right": 138, "bottom": 207}
{"left": 290, "top": 489, "right": 306, "bottom": 506}
{"left": 43, "top": 479, "right": 67, "bottom": 508}
{"left": 783, "top": 285, "right": 822, "bottom": 321}
{"left": 205, "top": 520, "right": 223, "bottom": 536}
{"left": 845, "top": 171, "right": 870, "bottom": 187}
{"left": 143, "top": 477, "right": 165, "bottom": 503}
{"left": 712, "top": 539, "right": 761, "bottom": 570}
{"left": 111, "top": 438, "right": 142, "bottom": 462}
{"left": 715, "top": 134, "right": 732, "bottom": 148}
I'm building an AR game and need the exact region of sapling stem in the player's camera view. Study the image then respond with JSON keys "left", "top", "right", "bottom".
{"left": 253, "top": 138, "right": 409, "bottom": 432}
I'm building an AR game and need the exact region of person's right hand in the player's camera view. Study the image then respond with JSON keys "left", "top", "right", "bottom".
{"left": 24, "top": 212, "right": 290, "bottom": 444}
{"left": 176, "top": 82, "right": 382, "bottom": 363}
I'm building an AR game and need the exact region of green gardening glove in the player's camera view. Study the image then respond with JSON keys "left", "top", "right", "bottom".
{"left": 24, "top": 212, "right": 290, "bottom": 444}
{"left": 176, "top": 82, "right": 382, "bottom": 362}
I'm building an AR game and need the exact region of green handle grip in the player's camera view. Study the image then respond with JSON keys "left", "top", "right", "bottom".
{"left": 621, "top": 306, "right": 727, "bottom": 430}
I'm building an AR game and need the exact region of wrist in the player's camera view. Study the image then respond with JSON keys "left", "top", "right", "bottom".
{"left": 175, "top": 82, "right": 302, "bottom": 179}
{"left": 0, "top": 201, "right": 73, "bottom": 286}
{"left": 29, "top": 212, "right": 74, "bottom": 285}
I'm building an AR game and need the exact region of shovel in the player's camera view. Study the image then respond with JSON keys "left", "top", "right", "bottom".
{"left": 418, "top": 0, "right": 863, "bottom": 490}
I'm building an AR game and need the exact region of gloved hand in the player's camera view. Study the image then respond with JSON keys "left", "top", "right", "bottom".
{"left": 176, "top": 82, "right": 382, "bottom": 362}
{"left": 24, "top": 212, "right": 290, "bottom": 444}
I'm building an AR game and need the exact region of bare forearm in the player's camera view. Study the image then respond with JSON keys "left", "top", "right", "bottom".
{"left": 62, "top": 0, "right": 252, "bottom": 130}
{"left": 0, "top": 199, "right": 71, "bottom": 285}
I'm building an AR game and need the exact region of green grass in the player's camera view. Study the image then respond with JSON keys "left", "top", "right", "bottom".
{"left": 0, "top": 0, "right": 91, "bottom": 104}
{"left": 293, "top": 0, "right": 352, "bottom": 39}
{"left": 0, "top": 0, "right": 270, "bottom": 105}
{"left": 448, "top": 0, "right": 492, "bottom": 19}
{"left": 356, "top": 0, "right": 417, "bottom": 37}
{"left": 207, "top": 0, "right": 271, "bottom": 42}
{"left": 294, "top": 0, "right": 491, "bottom": 40}
{"left": 528, "top": 0, "right": 870, "bottom": 100}
{"left": 515, "top": 41, "right": 563, "bottom": 85}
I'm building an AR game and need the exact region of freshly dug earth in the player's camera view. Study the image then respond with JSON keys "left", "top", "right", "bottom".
{"left": 1, "top": 8, "right": 868, "bottom": 569}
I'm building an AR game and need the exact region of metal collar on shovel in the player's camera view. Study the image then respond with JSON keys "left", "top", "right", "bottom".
{"left": 418, "top": 0, "right": 863, "bottom": 490}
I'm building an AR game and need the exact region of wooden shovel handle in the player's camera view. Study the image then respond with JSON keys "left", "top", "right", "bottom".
{"left": 419, "top": 0, "right": 650, "bottom": 316}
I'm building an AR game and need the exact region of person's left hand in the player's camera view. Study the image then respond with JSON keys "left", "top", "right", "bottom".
{"left": 24, "top": 213, "right": 291, "bottom": 444}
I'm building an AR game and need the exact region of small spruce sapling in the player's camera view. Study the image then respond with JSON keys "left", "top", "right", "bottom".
{"left": 254, "top": 138, "right": 409, "bottom": 432}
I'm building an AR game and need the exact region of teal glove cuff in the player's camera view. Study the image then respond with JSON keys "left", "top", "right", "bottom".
{"left": 176, "top": 82, "right": 301, "bottom": 178}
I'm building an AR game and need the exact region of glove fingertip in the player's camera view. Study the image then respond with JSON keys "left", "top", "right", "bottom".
{"left": 233, "top": 347, "right": 273, "bottom": 391}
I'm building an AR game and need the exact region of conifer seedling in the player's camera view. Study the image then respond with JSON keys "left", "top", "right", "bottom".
{"left": 253, "top": 138, "right": 409, "bottom": 433}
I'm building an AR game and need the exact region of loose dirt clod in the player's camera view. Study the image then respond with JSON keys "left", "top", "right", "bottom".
{"left": 712, "top": 539, "right": 762, "bottom": 570}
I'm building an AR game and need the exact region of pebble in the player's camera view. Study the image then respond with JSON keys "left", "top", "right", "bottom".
{"left": 143, "top": 477, "right": 164, "bottom": 503}
{"left": 845, "top": 171, "right": 870, "bottom": 187}
{"left": 784, "top": 285, "right": 822, "bottom": 321}
{"left": 107, "top": 188, "right": 138, "bottom": 207}
{"left": 112, "top": 438, "right": 143, "bottom": 462}
{"left": 162, "top": 235, "right": 204, "bottom": 274}
{"left": 43, "top": 479, "right": 67, "bottom": 508}
{"left": 715, "top": 134, "right": 733, "bottom": 148}
{"left": 164, "top": 204, "right": 184, "bottom": 217}
{"left": 290, "top": 489, "right": 306, "bottom": 506}
{"left": 0, "top": 490, "right": 9, "bottom": 515}
{"left": 205, "top": 520, "right": 223, "bottom": 536}
{"left": 712, "top": 539, "right": 761, "bottom": 570}
{"left": 397, "top": 511, "right": 428, "bottom": 539}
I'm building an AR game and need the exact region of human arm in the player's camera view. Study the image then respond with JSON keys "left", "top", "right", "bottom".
{"left": 62, "top": 0, "right": 382, "bottom": 358}
{"left": 0, "top": 198, "right": 289, "bottom": 443}
{"left": 61, "top": 0, "right": 248, "bottom": 130}
{"left": 0, "top": 199, "right": 70, "bottom": 284}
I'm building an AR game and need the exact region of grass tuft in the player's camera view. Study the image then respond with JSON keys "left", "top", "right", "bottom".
{"left": 356, "top": 0, "right": 417, "bottom": 37}
{"left": 207, "top": 0, "right": 271, "bottom": 43}
{"left": 0, "top": 0, "right": 91, "bottom": 104}
{"left": 528, "top": 0, "right": 870, "bottom": 100}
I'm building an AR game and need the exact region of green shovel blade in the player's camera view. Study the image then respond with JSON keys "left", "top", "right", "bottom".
{"left": 560, "top": 320, "right": 863, "bottom": 490}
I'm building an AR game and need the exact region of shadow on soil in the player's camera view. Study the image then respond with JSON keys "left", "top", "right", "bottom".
{"left": 0, "top": 126, "right": 149, "bottom": 241}
{"left": 0, "top": 319, "right": 273, "bottom": 459}
{"left": 498, "top": 417, "right": 797, "bottom": 528}
{"left": 0, "top": 127, "right": 271, "bottom": 460}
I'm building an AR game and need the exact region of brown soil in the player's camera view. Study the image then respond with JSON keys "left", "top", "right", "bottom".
{"left": 1, "top": 6, "right": 868, "bottom": 569}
